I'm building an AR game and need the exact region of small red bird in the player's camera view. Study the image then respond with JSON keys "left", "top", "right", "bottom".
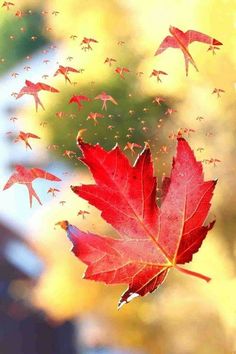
{"left": 14, "top": 131, "right": 40, "bottom": 150}
{"left": 205, "top": 158, "right": 221, "bottom": 167}
{"left": 153, "top": 96, "right": 165, "bottom": 105}
{"left": 136, "top": 71, "right": 144, "bottom": 77}
{"left": 62, "top": 150, "right": 77, "bottom": 159}
{"left": 124, "top": 142, "right": 142, "bottom": 155}
{"left": 69, "top": 94, "right": 90, "bottom": 110}
{"left": 47, "top": 187, "right": 60, "bottom": 197}
{"left": 54, "top": 65, "right": 80, "bottom": 84}
{"left": 155, "top": 26, "right": 222, "bottom": 76}
{"left": 212, "top": 88, "right": 225, "bottom": 98}
{"left": 3, "top": 165, "right": 61, "bottom": 207}
{"left": 165, "top": 108, "right": 177, "bottom": 116}
{"left": 104, "top": 57, "right": 116, "bottom": 66}
{"left": 94, "top": 91, "right": 118, "bottom": 111}
{"left": 150, "top": 69, "right": 168, "bottom": 82}
{"left": 16, "top": 80, "right": 59, "bottom": 111}
{"left": 115, "top": 67, "right": 130, "bottom": 79}
{"left": 77, "top": 210, "right": 90, "bottom": 219}
{"left": 2, "top": 1, "right": 14, "bottom": 10}
{"left": 80, "top": 37, "right": 98, "bottom": 50}
{"left": 117, "top": 40, "right": 125, "bottom": 46}
{"left": 207, "top": 45, "right": 220, "bottom": 55}
{"left": 11, "top": 72, "right": 19, "bottom": 78}
{"left": 87, "top": 112, "right": 104, "bottom": 125}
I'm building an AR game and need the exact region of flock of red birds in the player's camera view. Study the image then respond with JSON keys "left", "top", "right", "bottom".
{"left": 1, "top": 2, "right": 224, "bottom": 207}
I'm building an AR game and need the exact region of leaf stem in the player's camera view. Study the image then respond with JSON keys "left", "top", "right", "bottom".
{"left": 175, "top": 265, "right": 211, "bottom": 283}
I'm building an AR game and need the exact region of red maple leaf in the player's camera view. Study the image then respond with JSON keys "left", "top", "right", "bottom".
{"left": 59, "top": 138, "right": 216, "bottom": 308}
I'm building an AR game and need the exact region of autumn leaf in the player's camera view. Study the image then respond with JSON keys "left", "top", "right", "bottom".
{"left": 59, "top": 138, "right": 216, "bottom": 308}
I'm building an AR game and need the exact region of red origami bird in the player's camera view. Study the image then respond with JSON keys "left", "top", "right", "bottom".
{"left": 212, "top": 88, "right": 225, "bottom": 98}
{"left": 104, "top": 57, "right": 116, "bottom": 66}
{"left": 153, "top": 96, "right": 165, "bottom": 105}
{"left": 47, "top": 187, "right": 60, "bottom": 197}
{"left": 87, "top": 112, "right": 104, "bottom": 125}
{"left": 77, "top": 210, "right": 90, "bottom": 219}
{"left": 63, "top": 150, "right": 77, "bottom": 159}
{"left": 115, "top": 67, "right": 130, "bottom": 79}
{"left": 2, "top": 1, "right": 14, "bottom": 10}
{"left": 150, "top": 69, "right": 168, "bottom": 82}
{"left": 155, "top": 26, "right": 222, "bottom": 76}
{"left": 165, "top": 108, "right": 177, "bottom": 116}
{"left": 54, "top": 65, "right": 80, "bottom": 84}
{"left": 69, "top": 95, "right": 90, "bottom": 110}
{"left": 16, "top": 80, "right": 59, "bottom": 111}
{"left": 80, "top": 37, "right": 98, "bottom": 50}
{"left": 124, "top": 142, "right": 142, "bottom": 155}
{"left": 14, "top": 131, "right": 40, "bottom": 150}
{"left": 94, "top": 91, "right": 118, "bottom": 111}
{"left": 3, "top": 165, "right": 61, "bottom": 207}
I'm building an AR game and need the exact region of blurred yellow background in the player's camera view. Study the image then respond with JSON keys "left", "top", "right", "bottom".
{"left": 1, "top": 1, "right": 236, "bottom": 353}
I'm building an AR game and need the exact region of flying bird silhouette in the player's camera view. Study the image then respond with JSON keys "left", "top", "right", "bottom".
{"left": 87, "top": 112, "right": 104, "bottom": 125}
{"left": 155, "top": 26, "right": 222, "bottom": 76}
{"left": 2, "top": 1, "right": 14, "bottom": 10}
{"left": 62, "top": 150, "right": 77, "bottom": 159}
{"left": 80, "top": 37, "right": 98, "bottom": 50}
{"left": 153, "top": 96, "right": 165, "bottom": 105}
{"left": 14, "top": 131, "right": 40, "bottom": 150}
{"left": 77, "top": 210, "right": 90, "bottom": 219}
{"left": 69, "top": 95, "right": 90, "bottom": 110}
{"left": 16, "top": 80, "right": 59, "bottom": 111}
{"left": 54, "top": 65, "right": 80, "bottom": 84}
{"left": 47, "top": 187, "right": 60, "bottom": 197}
{"left": 115, "top": 67, "right": 130, "bottom": 79}
{"left": 94, "top": 91, "right": 118, "bottom": 111}
{"left": 150, "top": 69, "right": 168, "bottom": 82}
{"left": 104, "top": 57, "right": 116, "bottom": 66}
{"left": 124, "top": 142, "right": 142, "bottom": 155}
{"left": 212, "top": 88, "right": 225, "bottom": 98}
{"left": 3, "top": 165, "right": 61, "bottom": 207}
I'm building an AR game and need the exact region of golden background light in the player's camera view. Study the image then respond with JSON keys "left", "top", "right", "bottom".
{"left": 6, "top": 1, "right": 236, "bottom": 353}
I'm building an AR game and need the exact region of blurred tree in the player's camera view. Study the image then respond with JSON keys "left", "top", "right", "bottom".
{"left": 0, "top": 9, "right": 49, "bottom": 75}
{"left": 4, "top": 1, "right": 236, "bottom": 354}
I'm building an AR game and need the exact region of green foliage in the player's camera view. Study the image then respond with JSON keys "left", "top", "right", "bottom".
{"left": 42, "top": 78, "right": 167, "bottom": 161}
{"left": 0, "top": 10, "right": 49, "bottom": 74}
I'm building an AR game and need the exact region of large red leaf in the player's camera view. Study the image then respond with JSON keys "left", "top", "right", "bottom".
{"left": 60, "top": 138, "right": 216, "bottom": 308}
